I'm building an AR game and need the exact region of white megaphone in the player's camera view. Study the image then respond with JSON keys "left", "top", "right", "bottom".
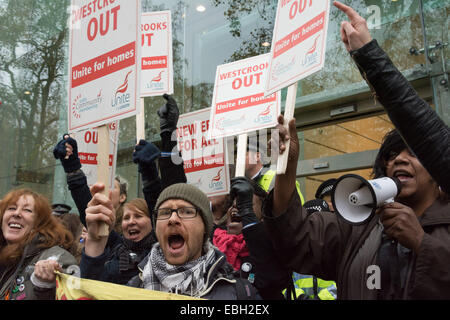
{"left": 331, "top": 174, "right": 402, "bottom": 225}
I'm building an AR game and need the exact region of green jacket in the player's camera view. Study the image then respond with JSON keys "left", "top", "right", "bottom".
{"left": 0, "top": 235, "right": 78, "bottom": 300}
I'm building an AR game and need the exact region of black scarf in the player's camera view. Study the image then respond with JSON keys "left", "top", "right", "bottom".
{"left": 117, "top": 231, "right": 156, "bottom": 272}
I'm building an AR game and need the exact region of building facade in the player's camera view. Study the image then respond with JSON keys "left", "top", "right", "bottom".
{"left": 0, "top": 0, "right": 448, "bottom": 210}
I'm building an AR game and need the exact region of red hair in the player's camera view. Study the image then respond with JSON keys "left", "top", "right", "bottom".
{"left": 0, "top": 189, "right": 73, "bottom": 265}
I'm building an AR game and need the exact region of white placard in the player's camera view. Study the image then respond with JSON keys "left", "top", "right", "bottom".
{"left": 68, "top": 0, "right": 140, "bottom": 132}
{"left": 265, "top": 0, "right": 331, "bottom": 96}
{"left": 140, "top": 11, "right": 173, "bottom": 97}
{"left": 72, "top": 121, "right": 119, "bottom": 189}
{"left": 209, "top": 53, "right": 281, "bottom": 139}
{"left": 177, "top": 108, "right": 230, "bottom": 197}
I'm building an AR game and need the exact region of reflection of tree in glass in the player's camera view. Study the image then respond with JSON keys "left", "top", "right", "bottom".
{"left": 211, "top": 0, "right": 276, "bottom": 62}
{"left": 0, "top": 0, "right": 69, "bottom": 188}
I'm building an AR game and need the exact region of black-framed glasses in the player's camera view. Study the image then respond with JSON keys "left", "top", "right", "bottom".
{"left": 155, "top": 207, "right": 199, "bottom": 220}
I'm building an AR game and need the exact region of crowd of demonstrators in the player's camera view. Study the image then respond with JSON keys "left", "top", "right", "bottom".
{"left": 0, "top": 189, "right": 78, "bottom": 300}
{"left": 1, "top": 0, "right": 449, "bottom": 302}
{"left": 255, "top": 1, "right": 450, "bottom": 299}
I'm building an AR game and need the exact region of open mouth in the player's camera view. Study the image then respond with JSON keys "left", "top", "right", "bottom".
{"left": 168, "top": 233, "right": 185, "bottom": 251}
{"left": 127, "top": 229, "right": 141, "bottom": 240}
{"left": 393, "top": 170, "right": 413, "bottom": 182}
{"left": 8, "top": 222, "right": 23, "bottom": 230}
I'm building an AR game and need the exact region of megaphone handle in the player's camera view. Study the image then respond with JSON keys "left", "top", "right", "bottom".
{"left": 383, "top": 198, "right": 394, "bottom": 204}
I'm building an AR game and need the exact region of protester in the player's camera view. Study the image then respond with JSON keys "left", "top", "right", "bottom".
{"left": 0, "top": 189, "right": 78, "bottom": 300}
{"left": 245, "top": 139, "right": 305, "bottom": 204}
{"left": 81, "top": 194, "right": 157, "bottom": 285}
{"left": 112, "top": 176, "right": 128, "bottom": 233}
{"left": 333, "top": 0, "right": 449, "bottom": 195}
{"left": 213, "top": 178, "right": 268, "bottom": 274}
{"left": 126, "top": 183, "right": 259, "bottom": 299}
{"left": 53, "top": 94, "right": 184, "bottom": 229}
{"left": 226, "top": 177, "right": 337, "bottom": 300}
{"left": 266, "top": 110, "right": 450, "bottom": 298}
{"left": 209, "top": 194, "right": 232, "bottom": 235}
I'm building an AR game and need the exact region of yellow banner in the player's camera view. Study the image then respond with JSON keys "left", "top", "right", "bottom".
{"left": 55, "top": 272, "right": 203, "bottom": 300}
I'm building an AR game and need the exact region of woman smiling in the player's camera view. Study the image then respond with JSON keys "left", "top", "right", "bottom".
{"left": 0, "top": 189, "right": 78, "bottom": 300}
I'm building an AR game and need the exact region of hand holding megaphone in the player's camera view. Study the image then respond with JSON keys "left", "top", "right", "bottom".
{"left": 332, "top": 174, "right": 402, "bottom": 225}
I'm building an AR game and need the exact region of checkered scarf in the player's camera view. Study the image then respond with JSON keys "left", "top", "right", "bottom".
{"left": 142, "top": 242, "right": 216, "bottom": 297}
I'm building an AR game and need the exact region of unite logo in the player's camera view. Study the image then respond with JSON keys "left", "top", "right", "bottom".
{"left": 254, "top": 104, "right": 273, "bottom": 123}
{"left": 209, "top": 168, "right": 224, "bottom": 190}
{"left": 112, "top": 70, "right": 132, "bottom": 110}
{"left": 152, "top": 71, "right": 164, "bottom": 82}
{"left": 301, "top": 35, "right": 320, "bottom": 67}
{"left": 146, "top": 71, "right": 165, "bottom": 90}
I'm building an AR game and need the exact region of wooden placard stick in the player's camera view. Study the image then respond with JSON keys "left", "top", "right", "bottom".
{"left": 96, "top": 124, "right": 110, "bottom": 237}
{"left": 235, "top": 133, "right": 248, "bottom": 177}
{"left": 136, "top": 98, "right": 146, "bottom": 142}
{"left": 276, "top": 82, "right": 297, "bottom": 174}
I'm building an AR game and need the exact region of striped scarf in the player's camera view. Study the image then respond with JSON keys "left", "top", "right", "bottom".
{"left": 142, "top": 242, "right": 216, "bottom": 297}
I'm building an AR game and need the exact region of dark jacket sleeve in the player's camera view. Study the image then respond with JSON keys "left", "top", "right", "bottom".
{"left": 242, "top": 222, "right": 292, "bottom": 300}
{"left": 351, "top": 40, "right": 450, "bottom": 195}
{"left": 263, "top": 189, "right": 352, "bottom": 282}
{"left": 79, "top": 230, "right": 121, "bottom": 281}
{"left": 66, "top": 169, "right": 91, "bottom": 228}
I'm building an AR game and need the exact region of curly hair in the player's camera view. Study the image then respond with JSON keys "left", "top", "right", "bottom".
{"left": 0, "top": 189, "right": 73, "bottom": 265}
{"left": 372, "top": 129, "right": 409, "bottom": 179}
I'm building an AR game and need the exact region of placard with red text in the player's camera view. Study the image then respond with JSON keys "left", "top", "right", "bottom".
{"left": 177, "top": 108, "right": 230, "bottom": 197}
{"left": 68, "top": 0, "right": 140, "bottom": 132}
{"left": 209, "top": 53, "right": 280, "bottom": 139}
{"left": 140, "top": 11, "right": 173, "bottom": 97}
{"left": 264, "top": 0, "right": 330, "bottom": 96}
{"left": 72, "top": 121, "right": 119, "bottom": 189}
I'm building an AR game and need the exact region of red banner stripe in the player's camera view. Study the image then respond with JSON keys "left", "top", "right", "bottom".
{"left": 71, "top": 42, "right": 136, "bottom": 88}
{"left": 183, "top": 153, "right": 224, "bottom": 173}
{"left": 273, "top": 11, "right": 325, "bottom": 59}
{"left": 214, "top": 92, "right": 276, "bottom": 115}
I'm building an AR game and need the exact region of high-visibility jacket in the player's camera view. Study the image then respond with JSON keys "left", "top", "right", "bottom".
{"left": 256, "top": 168, "right": 305, "bottom": 205}
{"left": 284, "top": 273, "right": 337, "bottom": 300}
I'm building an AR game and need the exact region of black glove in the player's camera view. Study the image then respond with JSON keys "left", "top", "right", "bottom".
{"left": 53, "top": 134, "right": 81, "bottom": 173}
{"left": 230, "top": 177, "right": 259, "bottom": 227}
{"left": 157, "top": 94, "right": 179, "bottom": 135}
{"left": 132, "top": 140, "right": 161, "bottom": 181}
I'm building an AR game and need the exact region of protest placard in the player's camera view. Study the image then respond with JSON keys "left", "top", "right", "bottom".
{"left": 68, "top": 0, "right": 140, "bottom": 132}
{"left": 177, "top": 108, "right": 230, "bottom": 197}
{"left": 140, "top": 11, "right": 173, "bottom": 97}
{"left": 209, "top": 53, "right": 281, "bottom": 140}
{"left": 264, "top": 0, "right": 331, "bottom": 97}
{"left": 68, "top": 0, "right": 140, "bottom": 236}
{"left": 72, "top": 121, "right": 119, "bottom": 189}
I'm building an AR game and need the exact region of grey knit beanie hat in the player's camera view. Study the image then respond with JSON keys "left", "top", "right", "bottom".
{"left": 155, "top": 183, "right": 213, "bottom": 241}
